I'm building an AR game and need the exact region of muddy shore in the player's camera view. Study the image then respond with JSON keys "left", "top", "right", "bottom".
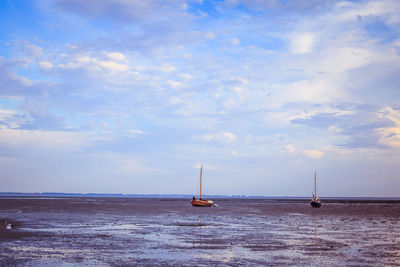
{"left": 1, "top": 197, "right": 399, "bottom": 266}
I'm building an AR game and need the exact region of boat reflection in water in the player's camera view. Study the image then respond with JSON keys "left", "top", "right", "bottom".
{"left": 191, "top": 165, "right": 214, "bottom": 207}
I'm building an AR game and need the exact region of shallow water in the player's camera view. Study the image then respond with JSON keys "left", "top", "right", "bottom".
{"left": 0, "top": 198, "right": 399, "bottom": 266}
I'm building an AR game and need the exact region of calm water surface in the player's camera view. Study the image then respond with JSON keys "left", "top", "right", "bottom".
{"left": 0, "top": 198, "right": 399, "bottom": 266}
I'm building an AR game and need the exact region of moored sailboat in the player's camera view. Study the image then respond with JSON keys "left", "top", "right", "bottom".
{"left": 191, "top": 165, "right": 214, "bottom": 207}
{"left": 311, "top": 172, "right": 321, "bottom": 208}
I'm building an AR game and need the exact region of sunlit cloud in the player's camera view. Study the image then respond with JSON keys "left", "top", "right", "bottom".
{"left": 106, "top": 52, "right": 126, "bottom": 61}
{"left": 303, "top": 150, "right": 324, "bottom": 159}
{"left": 377, "top": 107, "right": 400, "bottom": 148}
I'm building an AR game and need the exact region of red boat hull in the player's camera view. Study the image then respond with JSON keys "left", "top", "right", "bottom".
{"left": 191, "top": 199, "right": 213, "bottom": 207}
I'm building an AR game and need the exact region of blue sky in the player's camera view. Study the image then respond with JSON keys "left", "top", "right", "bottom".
{"left": 1, "top": 0, "right": 400, "bottom": 196}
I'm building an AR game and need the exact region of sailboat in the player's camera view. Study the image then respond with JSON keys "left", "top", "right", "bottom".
{"left": 311, "top": 172, "right": 322, "bottom": 208}
{"left": 191, "top": 165, "right": 214, "bottom": 207}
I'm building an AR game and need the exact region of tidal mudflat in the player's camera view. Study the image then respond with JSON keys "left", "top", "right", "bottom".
{"left": 1, "top": 197, "right": 399, "bottom": 266}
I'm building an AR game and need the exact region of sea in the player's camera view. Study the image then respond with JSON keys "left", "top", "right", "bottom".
{"left": 1, "top": 197, "right": 399, "bottom": 266}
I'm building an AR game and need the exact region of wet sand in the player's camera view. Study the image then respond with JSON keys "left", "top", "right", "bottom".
{"left": 1, "top": 197, "right": 399, "bottom": 266}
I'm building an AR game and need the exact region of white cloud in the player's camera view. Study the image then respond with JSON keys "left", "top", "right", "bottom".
{"left": 58, "top": 55, "right": 91, "bottom": 69}
{"left": 0, "top": 109, "right": 21, "bottom": 128}
{"left": 24, "top": 42, "right": 42, "bottom": 57}
{"left": 107, "top": 52, "right": 126, "bottom": 61}
{"left": 39, "top": 61, "right": 53, "bottom": 70}
{"left": 232, "top": 86, "right": 243, "bottom": 94}
{"left": 76, "top": 55, "right": 91, "bottom": 63}
{"left": 392, "top": 39, "right": 400, "bottom": 55}
{"left": 275, "top": 79, "right": 342, "bottom": 105}
{"left": 179, "top": 73, "right": 194, "bottom": 80}
{"left": 98, "top": 60, "right": 129, "bottom": 72}
{"left": 167, "top": 80, "right": 182, "bottom": 89}
{"left": 58, "top": 54, "right": 129, "bottom": 72}
{"left": 334, "top": 0, "right": 400, "bottom": 25}
{"left": 282, "top": 144, "right": 295, "bottom": 154}
{"left": 158, "top": 64, "right": 177, "bottom": 73}
{"left": 377, "top": 107, "right": 400, "bottom": 148}
{"left": 0, "top": 128, "right": 88, "bottom": 151}
{"left": 320, "top": 47, "right": 375, "bottom": 73}
{"left": 198, "top": 132, "right": 237, "bottom": 144}
{"left": 289, "top": 33, "right": 315, "bottom": 54}
{"left": 128, "top": 129, "right": 147, "bottom": 137}
{"left": 168, "top": 96, "right": 183, "bottom": 105}
{"left": 303, "top": 150, "right": 324, "bottom": 159}
{"left": 194, "top": 162, "right": 217, "bottom": 171}
{"left": 0, "top": 108, "right": 16, "bottom": 118}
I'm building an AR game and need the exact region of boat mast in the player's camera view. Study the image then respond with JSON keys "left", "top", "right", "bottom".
{"left": 199, "top": 165, "right": 203, "bottom": 199}
{"left": 316, "top": 172, "right": 319, "bottom": 200}
{"left": 314, "top": 171, "right": 317, "bottom": 201}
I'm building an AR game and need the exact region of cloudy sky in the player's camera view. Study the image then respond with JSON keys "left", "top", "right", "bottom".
{"left": 1, "top": 0, "right": 399, "bottom": 196}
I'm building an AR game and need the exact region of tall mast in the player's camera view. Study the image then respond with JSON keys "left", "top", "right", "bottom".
{"left": 199, "top": 165, "right": 203, "bottom": 199}
{"left": 314, "top": 171, "right": 317, "bottom": 200}
{"left": 316, "top": 172, "right": 319, "bottom": 199}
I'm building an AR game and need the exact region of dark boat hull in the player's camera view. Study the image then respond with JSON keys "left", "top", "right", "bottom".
{"left": 191, "top": 199, "right": 213, "bottom": 207}
{"left": 311, "top": 201, "right": 321, "bottom": 208}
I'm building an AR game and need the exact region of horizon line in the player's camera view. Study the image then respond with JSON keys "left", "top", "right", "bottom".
{"left": 1, "top": 192, "right": 399, "bottom": 199}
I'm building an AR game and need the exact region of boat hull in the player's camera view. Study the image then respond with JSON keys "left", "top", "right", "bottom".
{"left": 311, "top": 201, "right": 322, "bottom": 208}
{"left": 191, "top": 199, "right": 213, "bottom": 207}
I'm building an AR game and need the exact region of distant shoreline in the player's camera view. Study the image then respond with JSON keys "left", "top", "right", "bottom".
{"left": 0, "top": 192, "right": 399, "bottom": 201}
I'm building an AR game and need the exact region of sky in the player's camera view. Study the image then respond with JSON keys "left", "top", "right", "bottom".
{"left": 0, "top": 0, "right": 400, "bottom": 197}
